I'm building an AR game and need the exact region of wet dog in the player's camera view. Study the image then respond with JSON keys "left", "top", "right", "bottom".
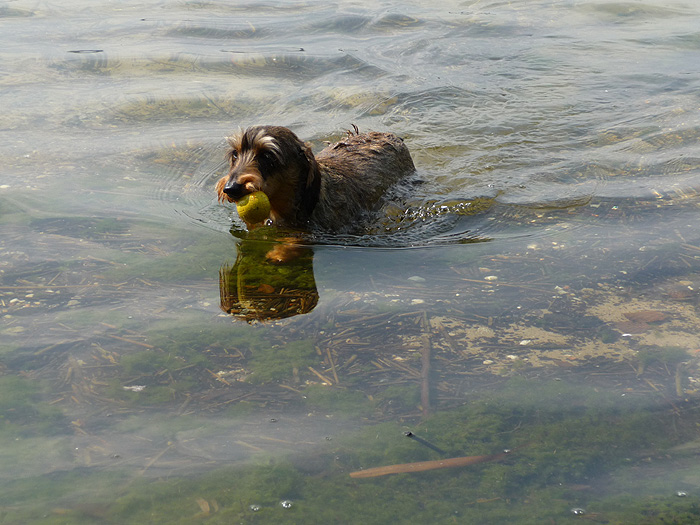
{"left": 216, "top": 125, "right": 415, "bottom": 231}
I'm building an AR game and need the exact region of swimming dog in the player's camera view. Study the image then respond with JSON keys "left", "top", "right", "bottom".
{"left": 216, "top": 125, "right": 415, "bottom": 231}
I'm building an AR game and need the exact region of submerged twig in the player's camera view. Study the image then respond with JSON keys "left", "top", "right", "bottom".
{"left": 349, "top": 450, "right": 511, "bottom": 479}
{"left": 308, "top": 366, "right": 334, "bottom": 385}
{"left": 404, "top": 431, "right": 446, "bottom": 455}
{"left": 106, "top": 334, "right": 154, "bottom": 349}
{"left": 420, "top": 311, "right": 431, "bottom": 417}
{"left": 140, "top": 444, "right": 174, "bottom": 475}
{"left": 325, "top": 347, "right": 340, "bottom": 385}
{"left": 676, "top": 363, "right": 685, "bottom": 397}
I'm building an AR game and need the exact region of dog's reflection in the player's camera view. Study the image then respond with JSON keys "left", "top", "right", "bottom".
{"left": 219, "top": 230, "right": 318, "bottom": 322}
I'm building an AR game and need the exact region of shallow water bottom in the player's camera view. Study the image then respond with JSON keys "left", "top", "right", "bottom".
{"left": 4, "top": 192, "right": 700, "bottom": 523}
{"left": 3, "top": 379, "right": 700, "bottom": 524}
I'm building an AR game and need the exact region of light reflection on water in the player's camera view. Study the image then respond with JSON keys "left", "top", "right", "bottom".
{"left": 2, "top": 0, "right": 700, "bottom": 522}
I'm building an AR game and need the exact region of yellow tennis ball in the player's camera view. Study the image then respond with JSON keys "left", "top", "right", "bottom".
{"left": 236, "top": 191, "right": 271, "bottom": 224}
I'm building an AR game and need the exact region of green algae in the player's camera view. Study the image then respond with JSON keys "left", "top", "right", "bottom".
{"left": 637, "top": 345, "right": 688, "bottom": 370}
{"left": 107, "top": 320, "right": 319, "bottom": 400}
{"left": 108, "top": 377, "right": 197, "bottom": 405}
{"left": 120, "top": 350, "right": 184, "bottom": 375}
{"left": 0, "top": 376, "right": 64, "bottom": 437}
{"left": 146, "top": 322, "right": 261, "bottom": 354}
{"left": 0, "top": 470, "right": 128, "bottom": 525}
{"left": 104, "top": 325, "right": 247, "bottom": 404}
{"left": 247, "top": 339, "right": 316, "bottom": 383}
{"left": 1, "top": 378, "right": 699, "bottom": 523}
{"left": 591, "top": 494, "right": 700, "bottom": 525}
{"left": 303, "top": 385, "right": 374, "bottom": 417}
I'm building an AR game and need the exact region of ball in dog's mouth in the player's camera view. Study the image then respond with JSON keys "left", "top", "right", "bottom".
{"left": 236, "top": 191, "right": 271, "bottom": 224}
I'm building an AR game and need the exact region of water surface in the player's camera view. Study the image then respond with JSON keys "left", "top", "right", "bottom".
{"left": 2, "top": 0, "right": 700, "bottom": 523}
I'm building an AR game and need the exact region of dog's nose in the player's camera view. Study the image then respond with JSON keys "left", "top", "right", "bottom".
{"left": 223, "top": 181, "right": 247, "bottom": 200}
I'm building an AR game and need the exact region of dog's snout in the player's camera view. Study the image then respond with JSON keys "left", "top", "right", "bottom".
{"left": 223, "top": 180, "right": 246, "bottom": 200}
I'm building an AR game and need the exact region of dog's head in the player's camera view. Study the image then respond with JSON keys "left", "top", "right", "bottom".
{"left": 216, "top": 126, "right": 320, "bottom": 226}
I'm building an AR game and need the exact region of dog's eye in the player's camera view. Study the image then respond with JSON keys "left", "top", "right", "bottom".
{"left": 257, "top": 151, "right": 277, "bottom": 171}
{"left": 229, "top": 150, "right": 239, "bottom": 162}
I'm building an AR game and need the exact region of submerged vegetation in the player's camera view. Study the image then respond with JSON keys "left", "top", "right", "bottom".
{"left": 1, "top": 379, "right": 699, "bottom": 524}
{"left": 4, "top": 185, "right": 700, "bottom": 522}
{"left": 0, "top": 376, "right": 64, "bottom": 437}
{"left": 4, "top": 186, "right": 700, "bottom": 522}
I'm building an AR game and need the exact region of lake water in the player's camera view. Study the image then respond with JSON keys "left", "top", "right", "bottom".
{"left": 3, "top": 0, "right": 700, "bottom": 523}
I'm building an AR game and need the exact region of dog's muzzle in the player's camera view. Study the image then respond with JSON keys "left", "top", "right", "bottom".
{"left": 222, "top": 180, "right": 247, "bottom": 201}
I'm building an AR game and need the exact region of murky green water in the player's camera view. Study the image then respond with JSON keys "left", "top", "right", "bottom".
{"left": 3, "top": 0, "right": 700, "bottom": 523}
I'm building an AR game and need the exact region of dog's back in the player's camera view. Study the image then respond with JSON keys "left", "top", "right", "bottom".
{"left": 312, "top": 131, "right": 415, "bottom": 230}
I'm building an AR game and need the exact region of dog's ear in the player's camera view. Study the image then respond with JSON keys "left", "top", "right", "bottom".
{"left": 301, "top": 143, "right": 319, "bottom": 188}
{"left": 297, "top": 142, "right": 321, "bottom": 218}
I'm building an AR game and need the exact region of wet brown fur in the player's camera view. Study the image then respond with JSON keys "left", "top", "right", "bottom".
{"left": 216, "top": 125, "right": 415, "bottom": 231}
